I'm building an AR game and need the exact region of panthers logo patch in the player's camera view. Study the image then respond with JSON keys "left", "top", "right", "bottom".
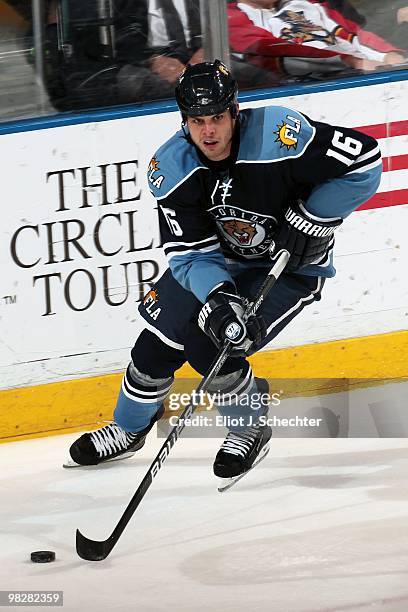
{"left": 210, "top": 204, "right": 277, "bottom": 258}
{"left": 279, "top": 10, "right": 337, "bottom": 46}
{"left": 222, "top": 219, "right": 257, "bottom": 246}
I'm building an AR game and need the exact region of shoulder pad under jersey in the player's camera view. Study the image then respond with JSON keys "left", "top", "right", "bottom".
{"left": 238, "top": 106, "right": 316, "bottom": 162}
{"left": 147, "top": 130, "right": 207, "bottom": 200}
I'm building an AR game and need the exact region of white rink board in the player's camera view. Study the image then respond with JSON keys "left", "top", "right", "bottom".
{"left": 0, "top": 80, "right": 407, "bottom": 389}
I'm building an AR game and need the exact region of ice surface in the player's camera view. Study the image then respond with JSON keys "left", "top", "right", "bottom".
{"left": 1, "top": 412, "right": 408, "bottom": 611}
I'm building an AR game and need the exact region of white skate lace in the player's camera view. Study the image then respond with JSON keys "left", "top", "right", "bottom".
{"left": 220, "top": 427, "right": 259, "bottom": 459}
{"left": 90, "top": 423, "right": 137, "bottom": 458}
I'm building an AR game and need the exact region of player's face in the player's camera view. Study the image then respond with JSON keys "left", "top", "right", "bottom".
{"left": 186, "top": 111, "right": 236, "bottom": 161}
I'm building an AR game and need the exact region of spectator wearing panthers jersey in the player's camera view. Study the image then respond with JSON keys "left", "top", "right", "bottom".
{"left": 228, "top": 0, "right": 406, "bottom": 79}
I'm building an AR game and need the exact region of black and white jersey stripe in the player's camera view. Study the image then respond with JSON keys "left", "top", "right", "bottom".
{"left": 297, "top": 201, "right": 341, "bottom": 223}
{"left": 163, "top": 235, "right": 221, "bottom": 262}
{"left": 346, "top": 143, "right": 382, "bottom": 175}
{"left": 153, "top": 166, "right": 208, "bottom": 201}
{"left": 267, "top": 276, "right": 324, "bottom": 336}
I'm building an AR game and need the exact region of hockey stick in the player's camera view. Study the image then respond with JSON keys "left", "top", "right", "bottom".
{"left": 76, "top": 249, "right": 290, "bottom": 561}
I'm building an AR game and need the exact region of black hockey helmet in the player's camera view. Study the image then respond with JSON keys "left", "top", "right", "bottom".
{"left": 175, "top": 59, "right": 238, "bottom": 120}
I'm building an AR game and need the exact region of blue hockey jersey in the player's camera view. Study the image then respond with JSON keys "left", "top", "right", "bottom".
{"left": 148, "top": 105, "right": 382, "bottom": 303}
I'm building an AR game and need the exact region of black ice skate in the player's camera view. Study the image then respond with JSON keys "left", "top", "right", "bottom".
{"left": 214, "top": 423, "right": 272, "bottom": 492}
{"left": 213, "top": 377, "right": 272, "bottom": 491}
{"left": 63, "top": 407, "right": 164, "bottom": 468}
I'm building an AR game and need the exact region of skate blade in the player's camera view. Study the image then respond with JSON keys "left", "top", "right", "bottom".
{"left": 217, "top": 443, "right": 270, "bottom": 493}
{"left": 62, "top": 450, "right": 136, "bottom": 469}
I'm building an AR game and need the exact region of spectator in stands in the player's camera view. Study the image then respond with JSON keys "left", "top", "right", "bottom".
{"left": 4, "top": 0, "right": 204, "bottom": 109}
{"left": 228, "top": 0, "right": 406, "bottom": 79}
{"left": 398, "top": 6, "right": 408, "bottom": 22}
{"left": 116, "top": 0, "right": 203, "bottom": 103}
{"left": 325, "top": 1, "right": 366, "bottom": 26}
{"left": 8, "top": 0, "right": 277, "bottom": 110}
{"left": 355, "top": 0, "right": 408, "bottom": 50}
{"left": 99, "top": 0, "right": 276, "bottom": 103}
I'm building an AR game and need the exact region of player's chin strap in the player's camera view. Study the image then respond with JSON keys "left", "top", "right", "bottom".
{"left": 75, "top": 249, "right": 290, "bottom": 562}
{"left": 181, "top": 119, "right": 190, "bottom": 139}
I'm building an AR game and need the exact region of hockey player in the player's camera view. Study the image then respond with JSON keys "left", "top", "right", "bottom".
{"left": 65, "top": 60, "right": 382, "bottom": 485}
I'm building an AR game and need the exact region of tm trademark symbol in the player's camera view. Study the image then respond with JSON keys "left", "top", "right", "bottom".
{"left": 3, "top": 295, "right": 17, "bottom": 305}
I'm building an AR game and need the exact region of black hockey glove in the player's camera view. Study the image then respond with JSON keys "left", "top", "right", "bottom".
{"left": 270, "top": 200, "right": 342, "bottom": 272}
{"left": 198, "top": 283, "right": 266, "bottom": 356}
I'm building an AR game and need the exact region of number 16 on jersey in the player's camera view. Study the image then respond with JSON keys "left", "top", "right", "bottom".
{"left": 326, "top": 130, "right": 363, "bottom": 166}
{"left": 160, "top": 206, "right": 184, "bottom": 237}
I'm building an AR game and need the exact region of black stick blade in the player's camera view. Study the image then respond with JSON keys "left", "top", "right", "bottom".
{"left": 76, "top": 529, "right": 111, "bottom": 561}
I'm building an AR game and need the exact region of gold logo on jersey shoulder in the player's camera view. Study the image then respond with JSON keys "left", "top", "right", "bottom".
{"left": 143, "top": 289, "right": 158, "bottom": 304}
{"left": 148, "top": 156, "right": 165, "bottom": 189}
{"left": 143, "top": 288, "right": 161, "bottom": 321}
{"left": 149, "top": 156, "right": 160, "bottom": 172}
{"left": 274, "top": 115, "right": 302, "bottom": 150}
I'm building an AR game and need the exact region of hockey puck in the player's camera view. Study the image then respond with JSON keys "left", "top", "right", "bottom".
{"left": 30, "top": 551, "right": 56, "bottom": 563}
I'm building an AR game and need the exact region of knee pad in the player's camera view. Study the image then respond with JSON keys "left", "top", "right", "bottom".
{"left": 114, "top": 362, "right": 172, "bottom": 432}
{"left": 207, "top": 362, "right": 253, "bottom": 407}
{"left": 131, "top": 329, "right": 185, "bottom": 379}
{"left": 125, "top": 361, "right": 174, "bottom": 404}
